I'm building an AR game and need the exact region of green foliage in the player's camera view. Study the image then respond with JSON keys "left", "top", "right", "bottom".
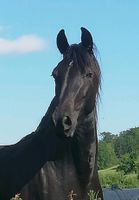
{"left": 123, "top": 174, "right": 139, "bottom": 188}
{"left": 98, "top": 141, "right": 118, "bottom": 169}
{"left": 99, "top": 168, "right": 125, "bottom": 188}
{"left": 117, "top": 154, "right": 136, "bottom": 174}
{"left": 88, "top": 190, "right": 101, "bottom": 200}
{"left": 135, "top": 158, "right": 139, "bottom": 180}
{"left": 98, "top": 128, "right": 139, "bottom": 187}
{"left": 99, "top": 132, "right": 117, "bottom": 143}
{"left": 114, "top": 127, "right": 139, "bottom": 158}
{"left": 98, "top": 127, "right": 139, "bottom": 170}
{"left": 99, "top": 167, "right": 139, "bottom": 188}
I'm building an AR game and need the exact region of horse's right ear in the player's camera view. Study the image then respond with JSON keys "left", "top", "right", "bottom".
{"left": 81, "top": 27, "right": 93, "bottom": 52}
{"left": 56, "top": 29, "right": 69, "bottom": 54}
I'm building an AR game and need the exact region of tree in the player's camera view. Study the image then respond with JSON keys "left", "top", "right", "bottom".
{"left": 114, "top": 127, "right": 139, "bottom": 158}
{"left": 98, "top": 141, "right": 118, "bottom": 169}
{"left": 99, "top": 132, "right": 117, "bottom": 144}
{"left": 117, "top": 154, "right": 136, "bottom": 174}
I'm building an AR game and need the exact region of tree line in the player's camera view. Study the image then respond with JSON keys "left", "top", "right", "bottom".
{"left": 98, "top": 127, "right": 139, "bottom": 171}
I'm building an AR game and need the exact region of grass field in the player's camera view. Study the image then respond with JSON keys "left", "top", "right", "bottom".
{"left": 99, "top": 166, "right": 139, "bottom": 188}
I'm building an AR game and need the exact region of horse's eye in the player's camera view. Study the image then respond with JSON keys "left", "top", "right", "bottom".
{"left": 86, "top": 72, "right": 93, "bottom": 78}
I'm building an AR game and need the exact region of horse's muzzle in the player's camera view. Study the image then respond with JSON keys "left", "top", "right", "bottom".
{"left": 52, "top": 113, "right": 73, "bottom": 137}
{"left": 62, "top": 116, "right": 72, "bottom": 132}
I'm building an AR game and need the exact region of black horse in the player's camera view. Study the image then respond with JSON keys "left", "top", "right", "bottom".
{"left": 20, "top": 28, "right": 103, "bottom": 200}
{"left": 0, "top": 97, "right": 68, "bottom": 200}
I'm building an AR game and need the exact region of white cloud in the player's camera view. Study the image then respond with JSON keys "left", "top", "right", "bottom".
{"left": 0, "top": 35, "right": 47, "bottom": 54}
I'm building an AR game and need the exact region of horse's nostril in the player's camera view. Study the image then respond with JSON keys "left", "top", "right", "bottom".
{"left": 62, "top": 116, "right": 72, "bottom": 129}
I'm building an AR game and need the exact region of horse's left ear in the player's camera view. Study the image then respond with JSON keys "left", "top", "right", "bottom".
{"left": 57, "top": 29, "right": 69, "bottom": 54}
{"left": 81, "top": 27, "right": 93, "bottom": 52}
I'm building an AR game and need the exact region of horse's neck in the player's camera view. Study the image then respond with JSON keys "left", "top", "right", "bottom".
{"left": 71, "top": 109, "right": 98, "bottom": 191}
{"left": 76, "top": 109, "right": 97, "bottom": 144}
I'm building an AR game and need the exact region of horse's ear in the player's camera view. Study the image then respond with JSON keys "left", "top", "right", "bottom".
{"left": 81, "top": 27, "right": 93, "bottom": 52}
{"left": 56, "top": 29, "right": 69, "bottom": 54}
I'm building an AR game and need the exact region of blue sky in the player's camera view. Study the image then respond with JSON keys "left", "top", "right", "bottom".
{"left": 0, "top": 0, "right": 139, "bottom": 144}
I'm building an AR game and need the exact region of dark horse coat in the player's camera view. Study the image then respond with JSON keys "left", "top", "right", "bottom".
{"left": 0, "top": 97, "right": 68, "bottom": 200}
{"left": 20, "top": 28, "right": 103, "bottom": 200}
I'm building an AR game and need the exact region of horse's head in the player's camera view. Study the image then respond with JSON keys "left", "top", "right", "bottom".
{"left": 52, "top": 28, "right": 101, "bottom": 137}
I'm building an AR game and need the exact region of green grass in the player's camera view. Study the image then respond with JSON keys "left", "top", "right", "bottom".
{"left": 99, "top": 165, "right": 139, "bottom": 188}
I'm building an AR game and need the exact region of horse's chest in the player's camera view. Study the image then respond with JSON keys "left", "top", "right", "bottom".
{"left": 43, "top": 159, "right": 81, "bottom": 200}
{"left": 21, "top": 156, "right": 82, "bottom": 200}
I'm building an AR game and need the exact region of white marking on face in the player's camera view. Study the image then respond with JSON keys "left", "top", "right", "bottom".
{"left": 59, "top": 62, "right": 73, "bottom": 101}
{"left": 69, "top": 60, "right": 74, "bottom": 66}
